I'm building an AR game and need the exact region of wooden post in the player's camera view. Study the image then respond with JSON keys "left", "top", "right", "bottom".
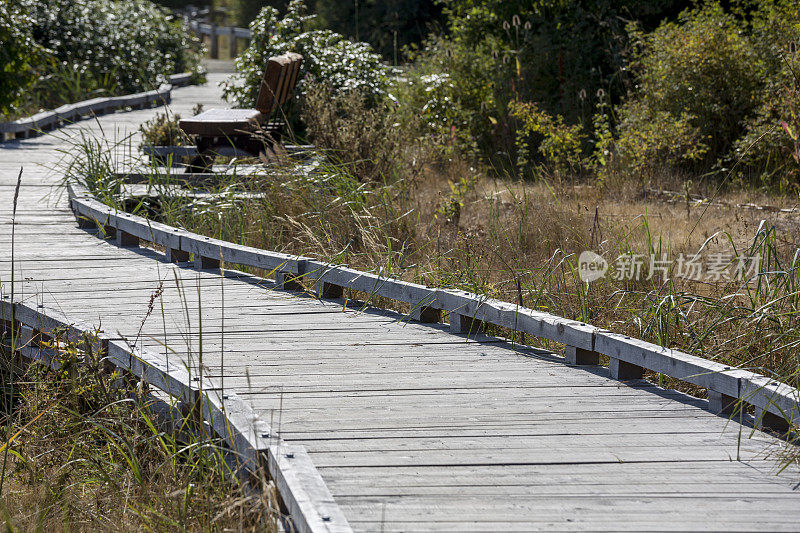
{"left": 316, "top": 280, "right": 343, "bottom": 299}
{"left": 450, "top": 312, "right": 482, "bottom": 334}
{"left": 410, "top": 306, "right": 441, "bottom": 323}
{"left": 209, "top": 24, "right": 219, "bottom": 59}
{"left": 565, "top": 345, "right": 600, "bottom": 365}
{"left": 100, "top": 225, "right": 116, "bottom": 239}
{"left": 608, "top": 357, "right": 644, "bottom": 380}
{"left": 228, "top": 27, "right": 237, "bottom": 58}
{"left": 166, "top": 248, "right": 191, "bottom": 263}
{"left": 116, "top": 230, "right": 139, "bottom": 248}
{"left": 76, "top": 216, "right": 95, "bottom": 229}
{"left": 755, "top": 407, "right": 791, "bottom": 434}
{"left": 275, "top": 271, "right": 303, "bottom": 291}
{"left": 708, "top": 390, "right": 737, "bottom": 415}
{"left": 195, "top": 255, "right": 220, "bottom": 270}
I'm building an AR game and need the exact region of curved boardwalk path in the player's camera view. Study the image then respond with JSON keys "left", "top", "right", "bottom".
{"left": 2, "top": 74, "right": 800, "bottom": 531}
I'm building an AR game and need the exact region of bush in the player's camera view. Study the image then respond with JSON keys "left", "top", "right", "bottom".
{"left": 0, "top": 0, "right": 45, "bottom": 116}
{"left": 510, "top": 100, "right": 586, "bottom": 176}
{"left": 728, "top": 0, "right": 800, "bottom": 187}
{"left": 615, "top": 4, "right": 762, "bottom": 173}
{"left": 222, "top": 0, "right": 392, "bottom": 109}
{"left": 3, "top": 0, "right": 204, "bottom": 118}
{"left": 23, "top": 0, "right": 204, "bottom": 93}
{"left": 302, "top": 82, "right": 417, "bottom": 182}
{"left": 395, "top": 36, "right": 500, "bottom": 157}
{"left": 311, "top": 0, "right": 444, "bottom": 62}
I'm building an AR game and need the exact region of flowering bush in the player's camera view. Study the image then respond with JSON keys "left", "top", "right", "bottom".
{"left": 1, "top": 0, "right": 203, "bottom": 118}
{"left": 222, "top": 0, "right": 392, "bottom": 108}
{"left": 23, "top": 0, "right": 203, "bottom": 92}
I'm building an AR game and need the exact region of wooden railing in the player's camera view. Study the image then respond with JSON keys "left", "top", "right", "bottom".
{"left": 1, "top": 232, "right": 350, "bottom": 533}
{"left": 0, "top": 74, "right": 193, "bottom": 142}
{"left": 187, "top": 20, "right": 251, "bottom": 59}
{"left": 67, "top": 180, "right": 800, "bottom": 434}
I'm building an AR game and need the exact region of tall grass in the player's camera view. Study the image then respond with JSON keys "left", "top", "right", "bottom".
{"left": 0, "top": 327, "right": 280, "bottom": 531}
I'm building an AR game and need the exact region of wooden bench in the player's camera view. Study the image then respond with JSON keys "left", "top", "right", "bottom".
{"left": 179, "top": 52, "right": 302, "bottom": 172}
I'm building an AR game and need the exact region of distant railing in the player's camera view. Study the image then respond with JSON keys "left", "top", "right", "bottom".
{"left": 67, "top": 180, "right": 800, "bottom": 435}
{"left": 0, "top": 74, "right": 193, "bottom": 142}
{"left": 187, "top": 20, "right": 251, "bottom": 59}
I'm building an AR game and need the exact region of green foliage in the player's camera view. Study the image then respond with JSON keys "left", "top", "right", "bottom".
{"left": 0, "top": 0, "right": 46, "bottom": 116}
{"left": 22, "top": 0, "right": 204, "bottom": 93}
{"left": 395, "top": 36, "right": 502, "bottom": 157}
{"left": 728, "top": 0, "right": 800, "bottom": 187}
{"left": 397, "top": 0, "right": 691, "bottom": 169}
{"left": 435, "top": 175, "right": 476, "bottom": 225}
{"left": 311, "top": 0, "right": 443, "bottom": 61}
{"left": 614, "top": 0, "right": 800, "bottom": 185}
{"left": 301, "top": 82, "right": 403, "bottom": 181}
{"left": 616, "top": 4, "right": 762, "bottom": 172}
{"left": 138, "top": 106, "right": 202, "bottom": 148}
{"left": 2, "top": 0, "right": 204, "bottom": 118}
{"left": 222, "top": 0, "right": 392, "bottom": 108}
{"left": 614, "top": 101, "right": 710, "bottom": 174}
{"left": 510, "top": 100, "right": 586, "bottom": 175}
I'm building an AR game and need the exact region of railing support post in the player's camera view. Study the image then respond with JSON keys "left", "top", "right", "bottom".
{"left": 209, "top": 24, "right": 219, "bottom": 59}
{"left": 708, "top": 390, "right": 737, "bottom": 415}
{"left": 116, "top": 230, "right": 139, "bottom": 248}
{"left": 166, "top": 248, "right": 190, "bottom": 263}
{"left": 608, "top": 357, "right": 644, "bottom": 380}
{"left": 755, "top": 407, "right": 790, "bottom": 433}
{"left": 565, "top": 346, "right": 600, "bottom": 365}
{"left": 411, "top": 306, "right": 440, "bottom": 323}
{"left": 195, "top": 255, "right": 220, "bottom": 270}
{"left": 275, "top": 271, "right": 303, "bottom": 291}
{"left": 228, "top": 27, "right": 237, "bottom": 58}
{"left": 76, "top": 216, "right": 95, "bottom": 229}
{"left": 450, "top": 312, "right": 482, "bottom": 334}
{"left": 316, "top": 281, "right": 343, "bottom": 299}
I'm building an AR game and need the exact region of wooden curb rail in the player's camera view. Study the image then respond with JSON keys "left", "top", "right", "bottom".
{"left": 67, "top": 181, "right": 800, "bottom": 434}
{"left": 0, "top": 73, "right": 193, "bottom": 142}
{"left": 0, "top": 297, "right": 351, "bottom": 533}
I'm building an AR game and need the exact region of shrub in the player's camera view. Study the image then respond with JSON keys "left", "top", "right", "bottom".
{"left": 615, "top": 4, "right": 762, "bottom": 172}
{"left": 301, "top": 81, "right": 436, "bottom": 184}
{"left": 21, "top": 0, "right": 204, "bottom": 94}
{"left": 395, "top": 36, "right": 499, "bottom": 157}
{"left": 2, "top": 0, "right": 205, "bottom": 118}
{"left": 138, "top": 106, "right": 202, "bottom": 148}
{"left": 222, "top": 0, "right": 392, "bottom": 109}
{"left": 728, "top": 0, "right": 800, "bottom": 187}
{"left": 311, "top": 0, "right": 444, "bottom": 61}
{"left": 0, "top": 0, "right": 46, "bottom": 117}
{"left": 395, "top": 0, "right": 692, "bottom": 168}
{"left": 510, "top": 100, "right": 586, "bottom": 176}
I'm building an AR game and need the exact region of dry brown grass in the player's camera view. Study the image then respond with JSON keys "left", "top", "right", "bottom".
{"left": 0, "top": 340, "right": 280, "bottom": 532}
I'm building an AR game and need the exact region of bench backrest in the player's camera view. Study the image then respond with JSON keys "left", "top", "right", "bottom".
{"left": 255, "top": 52, "right": 303, "bottom": 115}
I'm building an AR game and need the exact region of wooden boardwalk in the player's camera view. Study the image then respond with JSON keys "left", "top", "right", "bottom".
{"left": 2, "top": 75, "right": 800, "bottom": 531}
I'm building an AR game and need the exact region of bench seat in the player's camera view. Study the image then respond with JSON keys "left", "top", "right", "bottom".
{"left": 178, "top": 108, "right": 265, "bottom": 136}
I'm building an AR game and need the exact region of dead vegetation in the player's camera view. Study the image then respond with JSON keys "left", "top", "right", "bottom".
{"left": 0, "top": 332, "right": 280, "bottom": 532}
